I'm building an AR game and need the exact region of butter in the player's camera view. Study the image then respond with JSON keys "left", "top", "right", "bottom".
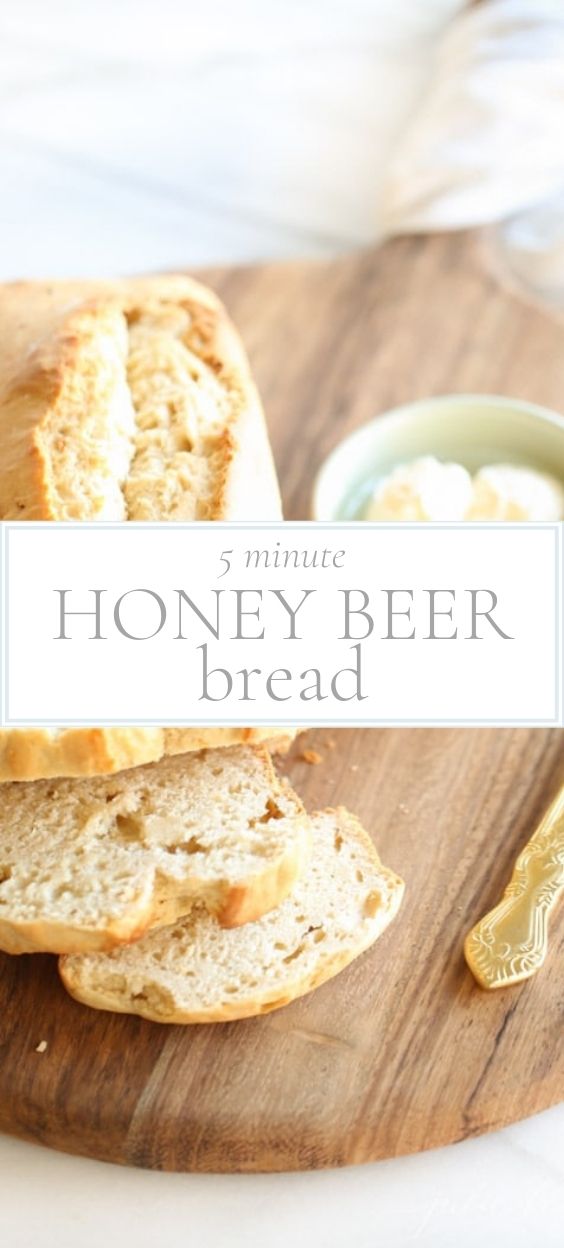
{"left": 364, "top": 456, "right": 472, "bottom": 521}
{"left": 364, "top": 456, "right": 564, "bottom": 522}
{"left": 467, "top": 464, "right": 564, "bottom": 521}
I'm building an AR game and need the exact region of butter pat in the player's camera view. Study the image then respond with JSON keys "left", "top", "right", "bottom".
{"left": 467, "top": 464, "right": 564, "bottom": 521}
{"left": 364, "top": 456, "right": 564, "bottom": 522}
{"left": 364, "top": 456, "right": 473, "bottom": 522}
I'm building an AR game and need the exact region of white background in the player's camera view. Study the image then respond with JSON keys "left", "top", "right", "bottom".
{"left": 1, "top": 1, "right": 564, "bottom": 1243}
{"left": 5, "top": 523, "right": 559, "bottom": 726}
{"left": 0, "top": 0, "right": 463, "bottom": 276}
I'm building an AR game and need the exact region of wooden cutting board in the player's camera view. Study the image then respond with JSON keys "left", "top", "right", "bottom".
{"left": 0, "top": 232, "right": 563, "bottom": 1172}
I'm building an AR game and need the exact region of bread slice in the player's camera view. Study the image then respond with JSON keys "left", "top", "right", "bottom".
{"left": 0, "top": 726, "right": 297, "bottom": 783}
{"left": 60, "top": 808, "right": 405, "bottom": 1024}
{"left": 0, "top": 746, "right": 310, "bottom": 955}
{"left": 0, "top": 273, "right": 285, "bottom": 782}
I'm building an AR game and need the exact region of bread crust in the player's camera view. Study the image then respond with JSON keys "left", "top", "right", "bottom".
{"left": 0, "top": 274, "right": 285, "bottom": 780}
{"left": 60, "top": 808, "right": 405, "bottom": 1023}
{"left": 0, "top": 274, "right": 282, "bottom": 522}
{"left": 0, "top": 727, "right": 296, "bottom": 782}
{"left": 60, "top": 942, "right": 368, "bottom": 1022}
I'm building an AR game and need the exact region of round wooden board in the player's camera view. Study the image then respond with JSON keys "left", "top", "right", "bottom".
{"left": 1, "top": 233, "right": 563, "bottom": 1170}
{"left": 0, "top": 728, "right": 563, "bottom": 1170}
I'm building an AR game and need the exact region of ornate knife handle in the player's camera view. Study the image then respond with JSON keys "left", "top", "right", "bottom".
{"left": 465, "top": 785, "right": 564, "bottom": 990}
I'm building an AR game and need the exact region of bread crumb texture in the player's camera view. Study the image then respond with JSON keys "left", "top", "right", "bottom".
{"left": 60, "top": 808, "right": 405, "bottom": 1024}
{"left": 0, "top": 746, "right": 310, "bottom": 954}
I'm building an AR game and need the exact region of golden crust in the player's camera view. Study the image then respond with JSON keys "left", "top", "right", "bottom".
{"left": 0, "top": 727, "right": 297, "bottom": 783}
{"left": 0, "top": 274, "right": 282, "bottom": 522}
{"left": 0, "top": 301, "right": 129, "bottom": 520}
{"left": 0, "top": 275, "right": 285, "bottom": 780}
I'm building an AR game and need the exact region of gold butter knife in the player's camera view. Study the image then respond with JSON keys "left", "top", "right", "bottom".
{"left": 465, "top": 783, "right": 564, "bottom": 990}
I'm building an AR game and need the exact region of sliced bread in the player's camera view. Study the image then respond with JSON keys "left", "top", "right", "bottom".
{"left": 60, "top": 808, "right": 405, "bottom": 1024}
{"left": 0, "top": 746, "right": 310, "bottom": 955}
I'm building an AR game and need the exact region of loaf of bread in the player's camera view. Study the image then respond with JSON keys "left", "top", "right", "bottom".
{"left": 0, "top": 746, "right": 310, "bottom": 955}
{"left": 0, "top": 274, "right": 287, "bottom": 781}
{"left": 0, "top": 274, "right": 282, "bottom": 522}
{"left": 60, "top": 808, "right": 405, "bottom": 1023}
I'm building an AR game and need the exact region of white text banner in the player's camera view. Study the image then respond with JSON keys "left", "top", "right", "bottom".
{"left": 2, "top": 522, "right": 560, "bottom": 727}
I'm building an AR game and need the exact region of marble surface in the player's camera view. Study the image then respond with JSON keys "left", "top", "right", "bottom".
{"left": 1, "top": 1106, "right": 564, "bottom": 1248}
{"left": 0, "top": 1, "right": 563, "bottom": 1241}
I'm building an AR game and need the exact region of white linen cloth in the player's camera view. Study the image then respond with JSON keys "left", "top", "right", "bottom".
{"left": 1, "top": 0, "right": 564, "bottom": 295}
{"left": 380, "top": 0, "right": 564, "bottom": 304}
{"left": 0, "top": 0, "right": 464, "bottom": 276}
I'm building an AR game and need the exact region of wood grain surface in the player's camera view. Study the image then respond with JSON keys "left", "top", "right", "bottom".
{"left": 0, "top": 231, "right": 563, "bottom": 1171}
